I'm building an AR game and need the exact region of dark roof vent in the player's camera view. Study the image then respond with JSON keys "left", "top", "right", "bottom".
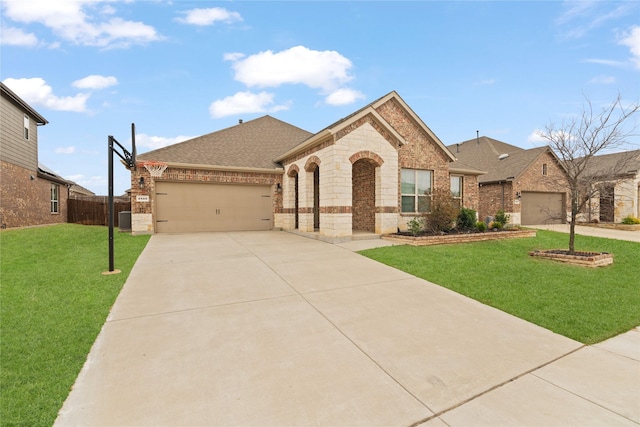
{"left": 238, "top": 119, "right": 243, "bottom": 124}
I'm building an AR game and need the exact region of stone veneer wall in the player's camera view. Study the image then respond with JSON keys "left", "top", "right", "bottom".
{"left": 0, "top": 160, "right": 68, "bottom": 228}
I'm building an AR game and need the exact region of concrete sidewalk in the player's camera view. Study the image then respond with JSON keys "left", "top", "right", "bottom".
{"left": 530, "top": 223, "right": 640, "bottom": 242}
{"left": 55, "top": 231, "right": 639, "bottom": 426}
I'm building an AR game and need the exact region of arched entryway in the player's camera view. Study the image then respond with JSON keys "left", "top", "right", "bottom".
{"left": 305, "top": 156, "right": 321, "bottom": 231}
{"left": 350, "top": 151, "right": 383, "bottom": 233}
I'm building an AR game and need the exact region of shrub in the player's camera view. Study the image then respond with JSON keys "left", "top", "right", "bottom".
{"left": 489, "top": 221, "right": 503, "bottom": 230}
{"left": 457, "top": 208, "right": 477, "bottom": 230}
{"left": 622, "top": 216, "right": 640, "bottom": 225}
{"left": 407, "top": 217, "right": 425, "bottom": 236}
{"left": 494, "top": 210, "right": 510, "bottom": 226}
{"left": 425, "top": 188, "right": 458, "bottom": 234}
{"left": 476, "top": 221, "right": 487, "bottom": 232}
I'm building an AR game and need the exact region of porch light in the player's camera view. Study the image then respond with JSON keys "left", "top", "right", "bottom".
{"left": 139, "top": 176, "right": 145, "bottom": 189}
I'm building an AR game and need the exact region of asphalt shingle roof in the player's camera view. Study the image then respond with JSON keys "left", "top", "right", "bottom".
{"left": 137, "top": 115, "right": 313, "bottom": 170}
{"left": 581, "top": 149, "right": 640, "bottom": 178}
{"left": 447, "top": 136, "right": 549, "bottom": 183}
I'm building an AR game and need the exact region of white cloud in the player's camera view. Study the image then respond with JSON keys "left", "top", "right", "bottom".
{"left": 528, "top": 130, "right": 548, "bottom": 143}
{"left": 223, "top": 52, "right": 245, "bottom": 62}
{"left": 228, "top": 46, "right": 354, "bottom": 92}
{"left": 588, "top": 75, "right": 616, "bottom": 84}
{"left": 176, "top": 7, "right": 242, "bottom": 26}
{"left": 3, "top": 77, "right": 90, "bottom": 112}
{"left": 325, "top": 88, "right": 365, "bottom": 106}
{"left": 0, "top": 26, "right": 38, "bottom": 46}
{"left": 2, "top": 0, "right": 162, "bottom": 48}
{"left": 55, "top": 146, "right": 76, "bottom": 154}
{"left": 72, "top": 75, "right": 118, "bottom": 90}
{"left": 209, "top": 91, "right": 290, "bottom": 118}
{"left": 582, "top": 58, "right": 626, "bottom": 67}
{"left": 619, "top": 25, "right": 640, "bottom": 69}
{"left": 135, "top": 133, "right": 194, "bottom": 150}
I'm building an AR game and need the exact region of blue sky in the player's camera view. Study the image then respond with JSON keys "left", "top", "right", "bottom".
{"left": 2, "top": 1, "right": 639, "bottom": 195}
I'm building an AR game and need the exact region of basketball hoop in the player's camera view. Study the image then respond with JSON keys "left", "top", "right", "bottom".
{"left": 140, "top": 161, "right": 168, "bottom": 177}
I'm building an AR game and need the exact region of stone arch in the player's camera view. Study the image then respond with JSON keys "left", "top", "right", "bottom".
{"left": 349, "top": 151, "right": 384, "bottom": 167}
{"left": 304, "top": 156, "right": 321, "bottom": 172}
{"left": 286, "top": 164, "right": 299, "bottom": 177}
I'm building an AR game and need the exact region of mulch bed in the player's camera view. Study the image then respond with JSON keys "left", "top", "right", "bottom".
{"left": 382, "top": 228, "right": 536, "bottom": 246}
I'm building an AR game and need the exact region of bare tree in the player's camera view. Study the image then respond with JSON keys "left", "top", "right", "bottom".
{"left": 536, "top": 94, "right": 639, "bottom": 253}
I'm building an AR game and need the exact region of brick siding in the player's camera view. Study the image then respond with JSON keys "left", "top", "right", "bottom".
{"left": 0, "top": 160, "right": 68, "bottom": 228}
{"left": 352, "top": 159, "right": 376, "bottom": 231}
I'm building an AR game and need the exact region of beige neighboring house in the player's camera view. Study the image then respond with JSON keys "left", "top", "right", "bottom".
{"left": 131, "top": 91, "right": 483, "bottom": 240}
{"left": 0, "top": 82, "right": 72, "bottom": 228}
{"left": 448, "top": 136, "right": 570, "bottom": 225}
{"left": 581, "top": 149, "right": 640, "bottom": 223}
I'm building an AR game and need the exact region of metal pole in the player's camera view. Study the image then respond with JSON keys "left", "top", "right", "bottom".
{"left": 108, "top": 136, "right": 115, "bottom": 272}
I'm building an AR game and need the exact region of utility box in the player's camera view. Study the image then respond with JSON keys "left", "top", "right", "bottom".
{"left": 119, "top": 211, "right": 132, "bottom": 232}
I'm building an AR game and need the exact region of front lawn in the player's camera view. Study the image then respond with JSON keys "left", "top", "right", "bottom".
{"left": 360, "top": 229, "right": 639, "bottom": 345}
{"left": 1, "top": 224, "right": 150, "bottom": 427}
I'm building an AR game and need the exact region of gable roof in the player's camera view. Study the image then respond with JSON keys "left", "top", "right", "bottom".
{"left": 581, "top": 149, "right": 640, "bottom": 179}
{"left": 448, "top": 136, "right": 558, "bottom": 183}
{"left": 137, "top": 115, "right": 313, "bottom": 171}
{"left": 275, "top": 91, "right": 456, "bottom": 162}
{"left": 1, "top": 82, "right": 48, "bottom": 125}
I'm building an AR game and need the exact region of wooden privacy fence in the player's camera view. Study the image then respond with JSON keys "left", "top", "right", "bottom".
{"left": 68, "top": 196, "right": 131, "bottom": 226}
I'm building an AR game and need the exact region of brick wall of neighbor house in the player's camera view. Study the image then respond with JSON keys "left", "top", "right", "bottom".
{"left": 512, "top": 150, "right": 569, "bottom": 222}
{"left": 130, "top": 165, "right": 282, "bottom": 233}
{"left": 0, "top": 160, "right": 68, "bottom": 228}
{"left": 478, "top": 182, "right": 513, "bottom": 222}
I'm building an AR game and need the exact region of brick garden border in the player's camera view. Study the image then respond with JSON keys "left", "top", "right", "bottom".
{"left": 381, "top": 229, "right": 536, "bottom": 246}
{"left": 529, "top": 250, "right": 613, "bottom": 267}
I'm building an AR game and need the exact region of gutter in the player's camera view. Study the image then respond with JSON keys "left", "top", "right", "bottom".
{"left": 147, "top": 161, "right": 285, "bottom": 175}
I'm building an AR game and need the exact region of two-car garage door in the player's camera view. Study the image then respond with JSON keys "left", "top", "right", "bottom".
{"left": 521, "top": 192, "right": 565, "bottom": 225}
{"left": 155, "top": 182, "right": 273, "bottom": 233}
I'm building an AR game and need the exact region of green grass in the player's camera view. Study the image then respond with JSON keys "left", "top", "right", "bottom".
{"left": 1, "top": 224, "right": 150, "bottom": 427}
{"left": 360, "top": 230, "right": 640, "bottom": 345}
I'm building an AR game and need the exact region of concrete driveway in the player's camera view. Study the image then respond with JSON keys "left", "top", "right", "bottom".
{"left": 55, "top": 231, "right": 639, "bottom": 426}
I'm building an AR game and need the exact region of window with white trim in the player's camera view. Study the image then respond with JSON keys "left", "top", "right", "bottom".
{"left": 401, "top": 168, "right": 432, "bottom": 213}
{"left": 51, "top": 184, "right": 59, "bottom": 214}
{"left": 24, "top": 115, "right": 29, "bottom": 140}
{"left": 451, "top": 175, "right": 463, "bottom": 207}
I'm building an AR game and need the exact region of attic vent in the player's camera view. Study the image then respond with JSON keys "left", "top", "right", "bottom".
{"left": 498, "top": 153, "right": 509, "bottom": 160}
{"left": 238, "top": 119, "right": 243, "bottom": 124}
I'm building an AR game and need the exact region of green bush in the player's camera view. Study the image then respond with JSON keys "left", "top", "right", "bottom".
{"left": 407, "top": 217, "right": 425, "bottom": 236}
{"left": 457, "top": 207, "right": 477, "bottom": 229}
{"left": 621, "top": 216, "right": 640, "bottom": 225}
{"left": 426, "top": 188, "right": 458, "bottom": 233}
{"left": 489, "top": 221, "right": 503, "bottom": 230}
{"left": 494, "top": 210, "right": 510, "bottom": 226}
{"left": 476, "top": 221, "right": 487, "bottom": 232}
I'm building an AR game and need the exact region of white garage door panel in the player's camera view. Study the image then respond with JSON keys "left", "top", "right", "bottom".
{"left": 155, "top": 182, "right": 272, "bottom": 233}
{"left": 521, "top": 192, "right": 564, "bottom": 225}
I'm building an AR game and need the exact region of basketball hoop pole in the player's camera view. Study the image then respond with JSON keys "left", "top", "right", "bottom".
{"left": 105, "top": 123, "right": 136, "bottom": 274}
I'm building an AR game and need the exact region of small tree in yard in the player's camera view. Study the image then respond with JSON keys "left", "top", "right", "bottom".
{"left": 536, "top": 94, "right": 639, "bottom": 253}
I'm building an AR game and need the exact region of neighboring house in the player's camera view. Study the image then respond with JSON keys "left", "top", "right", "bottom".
{"left": 69, "top": 183, "right": 96, "bottom": 198}
{"left": 580, "top": 149, "right": 640, "bottom": 223}
{"left": 448, "top": 136, "right": 570, "bottom": 225}
{"left": 131, "top": 91, "right": 483, "bottom": 240}
{"left": 0, "top": 82, "right": 71, "bottom": 229}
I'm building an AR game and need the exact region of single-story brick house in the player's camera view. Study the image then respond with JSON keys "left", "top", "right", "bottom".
{"left": 0, "top": 82, "right": 72, "bottom": 229}
{"left": 448, "top": 136, "right": 570, "bottom": 225}
{"left": 131, "top": 91, "right": 483, "bottom": 240}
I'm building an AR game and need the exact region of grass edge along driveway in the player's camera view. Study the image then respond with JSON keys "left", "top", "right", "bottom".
{"left": 1, "top": 224, "right": 150, "bottom": 427}
{"left": 360, "top": 229, "right": 639, "bottom": 346}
